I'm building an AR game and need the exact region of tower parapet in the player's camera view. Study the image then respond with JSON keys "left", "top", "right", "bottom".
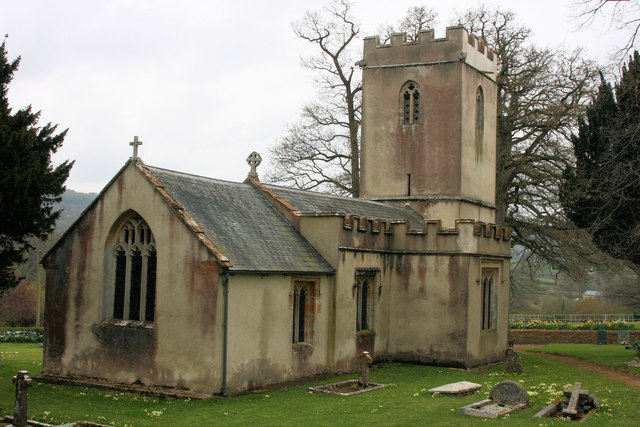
{"left": 363, "top": 26, "right": 496, "bottom": 79}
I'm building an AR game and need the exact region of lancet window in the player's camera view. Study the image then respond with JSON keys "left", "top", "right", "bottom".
{"left": 355, "top": 271, "right": 377, "bottom": 332}
{"left": 475, "top": 86, "right": 484, "bottom": 152}
{"left": 112, "top": 216, "right": 157, "bottom": 322}
{"left": 481, "top": 268, "right": 497, "bottom": 330}
{"left": 402, "top": 81, "right": 421, "bottom": 125}
{"left": 291, "top": 278, "right": 318, "bottom": 345}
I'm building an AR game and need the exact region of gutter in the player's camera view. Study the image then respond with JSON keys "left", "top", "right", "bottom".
{"left": 221, "top": 270, "right": 229, "bottom": 397}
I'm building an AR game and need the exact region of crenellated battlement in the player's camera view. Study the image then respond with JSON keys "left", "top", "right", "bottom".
{"left": 342, "top": 214, "right": 509, "bottom": 240}
{"left": 362, "top": 26, "right": 496, "bottom": 75}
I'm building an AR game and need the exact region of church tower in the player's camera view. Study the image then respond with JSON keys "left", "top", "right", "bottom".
{"left": 360, "top": 27, "right": 498, "bottom": 226}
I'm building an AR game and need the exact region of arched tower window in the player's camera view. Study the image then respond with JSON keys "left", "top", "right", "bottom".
{"left": 402, "top": 81, "right": 420, "bottom": 125}
{"left": 475, "top": 86, "right": 484, "bottom": 154}
{"left": 112, "top": 216, "right": 157, "bottom": 322}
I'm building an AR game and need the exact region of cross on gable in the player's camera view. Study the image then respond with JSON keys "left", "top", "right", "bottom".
{"left": 129, "top": 136, "right": 143, "bottom": 159}
{"left": 246, "top": 151, "right": 262, "bottom": 180}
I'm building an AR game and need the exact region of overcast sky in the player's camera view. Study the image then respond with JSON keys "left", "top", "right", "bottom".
{"left": 1, "top": 0, "right": 631, "bottom": 193}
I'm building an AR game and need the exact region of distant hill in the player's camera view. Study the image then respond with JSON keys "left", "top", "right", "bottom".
{"left": 13, "top": 189, "right": 98, "bottom": 283}
{"left": 55, "top": 189, "right": 98, "bottom": 233}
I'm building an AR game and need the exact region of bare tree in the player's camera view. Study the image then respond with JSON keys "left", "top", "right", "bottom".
{"left": 377, "top": 6, "right": 438, "bottom": 43}
{"left": 574, "top": 0, "right": 640, "bottom": 59}
{"left": 455, "top": 6, "right": 606, "bottom": 292}
{"left": 267, "top": 0, "right": 362, "bottom": 196}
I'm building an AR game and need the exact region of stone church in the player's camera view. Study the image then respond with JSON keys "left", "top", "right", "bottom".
{"left": 41, "top": 27, "right": 511, "bottom": 395}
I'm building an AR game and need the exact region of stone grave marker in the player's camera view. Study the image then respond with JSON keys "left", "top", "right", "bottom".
{"left": 504, "top": 348, "right": 524, "bottom": 374}
{"left": 358, "top": 351, "right": 373, "bottom": 387}
{"left": 535, "top": 382, "right": 599, "bottom": 420}
{"left": 596, "top": 330, "right": 608, "bottom": 345}
{"left": 428, "top": 381, "right": 482, "bottom": 396}
{"left": 618, "top": 330, "right": 630, "bottom": 345}
{"left": 12, "top": 370, "right": 33, "bottom": 427}
{"left": 460, "top": 380, "right": 529, "bottom": 418}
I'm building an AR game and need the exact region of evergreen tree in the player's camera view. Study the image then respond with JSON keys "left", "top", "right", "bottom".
{"left": 563, "top": 52, "right": 640, "bottom": 266}
{"left": 0, "top": 41, "right": 73, "bottom": 290}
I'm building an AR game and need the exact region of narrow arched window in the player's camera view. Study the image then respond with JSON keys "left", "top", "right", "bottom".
{"left": 475, "top": 86, "right": 484, "bottom": 154}
{"left": 112, "top": 216, "right": 157, "bottom": 322}
{"left": 402, "top": 81, "right": 420, "bottom": 125}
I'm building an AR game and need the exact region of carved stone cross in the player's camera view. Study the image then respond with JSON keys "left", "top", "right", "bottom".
{"left": 130, "top": 135, "right": 143, "bottom": 159}
{"left": 12, "top": 370, "right": 33, "bottom": 427}
{"left": 358, "top": 351, "right": 373, "bottom": 387}
{"left": 246, "top": 151, "right": 262, "bottom": 180}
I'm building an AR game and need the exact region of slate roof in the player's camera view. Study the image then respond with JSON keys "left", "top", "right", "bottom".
{"left": 264, "top": 184, "right": 425, "bottom": 229}
{"left": 147, "top": 166, "right": 334, "bottom": 274}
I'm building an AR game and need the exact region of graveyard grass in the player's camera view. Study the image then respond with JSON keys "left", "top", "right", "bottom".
{"left": 529, "top": 343, "right": 639, "bottom": 370}
{"left": 1, "top": 344, "right": 639, "bottom": 426}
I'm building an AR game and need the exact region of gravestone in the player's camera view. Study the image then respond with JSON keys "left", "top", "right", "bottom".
{"left": 596, "top": 330, "right": 607, "bottom": 345}
{"left": 428, "top": 381, "right": 482, "bottom": 396}
{"left": 358, "top": 351, "right": 373, "bottom": 387}
{"left": 504, "top": 348, "right": 524, "bottom": 374}
{"left": 618, "top": 330, "right": 630, "bottom": 345}
{"left": 460, "top": 381, "right": 529, "bottom": 418}
{"left": 12, "top": 370, "right": 33, "bottom": 427}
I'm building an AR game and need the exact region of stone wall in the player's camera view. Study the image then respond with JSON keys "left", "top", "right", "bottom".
{"left": 508, "top": 329, "right": 640, "bottom": 345}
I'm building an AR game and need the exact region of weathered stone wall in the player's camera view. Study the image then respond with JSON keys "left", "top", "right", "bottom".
{"left": 508, "top": 329, "right": 640, "bottom": 344}
{"left": 43, "top": 162, "right": 225, "bottom": 394}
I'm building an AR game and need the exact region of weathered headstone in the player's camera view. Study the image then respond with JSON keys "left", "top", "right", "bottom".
{"left": 562, "top": 382, "right": 587, "bottom": 419}
{"left": 460, "top": 381, "right": 529, "bottom": 418}
{"left": 489, "top": 380, "right": 529, "bottom": 406}
{"left": 12, "top": 370, "right": 33, "bottom": 427}
{"left": 596, "top": 329, "right": 608, "bottom": 345}
{"left": 358, "top": 351, "right": 373, "bottom": 387}
{"left": 504, "top": 348, "right": 524, "bottom": 374}
{"left": 618, "top": 330, "right": 630, "bottom": 345}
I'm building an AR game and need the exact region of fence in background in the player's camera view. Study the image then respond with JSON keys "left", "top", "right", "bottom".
{"left": 509, "top": 313, "right": 639, "bottom": 322}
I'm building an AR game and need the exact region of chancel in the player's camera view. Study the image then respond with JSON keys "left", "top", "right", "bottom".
{"left": 41, "top": 27, "right": 511, "bottom": 396}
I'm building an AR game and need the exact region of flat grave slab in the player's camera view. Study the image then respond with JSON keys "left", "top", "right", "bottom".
{"left": 460, "top": 380, "right": 529, "bottom": 418}
{"left": 428, "top": 381, "right": 482, "bottom": 396}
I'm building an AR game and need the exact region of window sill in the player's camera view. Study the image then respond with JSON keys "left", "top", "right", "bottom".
{"left": 104, "top": 319, "right": 154, "bottom": 329}
{"left": 480, "top": 328, "right": 497, "bottom": 334}
{"left": 356, "top": 330, "right": 376, "bottom": 338}
{"left": 292, "top": 342, "right": 313, "bottom": 352}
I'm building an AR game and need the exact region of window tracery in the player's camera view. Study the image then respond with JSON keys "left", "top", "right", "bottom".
{"left": 402, "top": 81, "right": 421, "bottom": 125}
{"left": 112, "top": 216, "right": 157, "bottom": 322}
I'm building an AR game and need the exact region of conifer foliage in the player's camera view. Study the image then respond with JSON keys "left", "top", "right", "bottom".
{"left": 0, "top": 41, "right": 73, "bottom": 290}
{"left": 562, "top": 52, "right": 640, "bottom": 266}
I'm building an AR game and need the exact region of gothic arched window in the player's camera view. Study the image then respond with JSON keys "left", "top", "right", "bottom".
{"left": 402, "top": 81, "right": 421, "bottom": 125}
{"left": 475, "top": 86, "right": 484, "bottom": 153}
{"left": 112, "top": 216, "right": 157, "bottom": 322}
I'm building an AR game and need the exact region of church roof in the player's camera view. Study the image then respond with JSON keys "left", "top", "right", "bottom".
{"left": 146, "top": 166, "right": 335, "bottom": 274}
{"left": 264, "top": 184, "right": 425, "bottom": 229}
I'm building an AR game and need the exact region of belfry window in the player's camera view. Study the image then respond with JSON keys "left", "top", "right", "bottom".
{"left": 112, "top": 216, "right": 157, "bottom": 322}
{"left": 402, "top": 81, "right": 420, "bottom": 125}
{"left": 291, "top": 278, "right": 318, "bottom": 345}
{"left": 475, "top": 86, "right": 484, "bottom": 153}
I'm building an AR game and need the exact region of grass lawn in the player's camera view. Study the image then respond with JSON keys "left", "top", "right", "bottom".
{"left": 528, "top": 343, "right": 640, "bottom": 370}
{"left": 1, "top": 344, "right": 639, "bottom": 426}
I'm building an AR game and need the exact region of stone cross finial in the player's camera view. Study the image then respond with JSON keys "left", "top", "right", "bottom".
{"left": 246, "top": 151, "right": 262, "bottom": 181}
{"left": 130, "top": 136, "right": 143, "bottom": 159}
{"left": 12, "top": 370, "right": 33, "bottom": 427}
{"left": 358, "top": 351, "right": 373, "bottom": 387}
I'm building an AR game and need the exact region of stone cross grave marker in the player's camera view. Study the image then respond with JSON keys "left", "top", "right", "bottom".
{"left": 504, "top": 348, "right": 524, "bottom": 374}
{"left": 562, "top": 382, "right": 589, "bottom": 420}
{"left": 12, "top": 370, "right": 33, "bottom": 427}
{"left": 358, "top": 351, "right": 373, "bottom": 387}
{"left": 246, "top": 151, "right": 262, "bottom": 180}
{"left": 618, "top": 330, "right": 630, "bottom": 345}
{"left": 129, "top": 135, "right": 142, "bottom": 159}
{"left": 596, "top": 330, "right": 608, "bottom": 345}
